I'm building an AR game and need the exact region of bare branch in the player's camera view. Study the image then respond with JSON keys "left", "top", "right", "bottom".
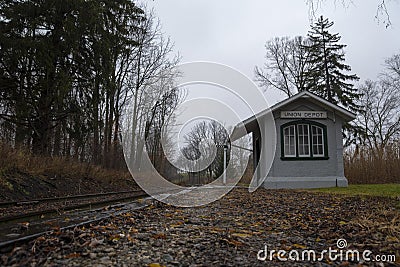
{"left": 306, "top": 0, "right": 394, "bottom": 27}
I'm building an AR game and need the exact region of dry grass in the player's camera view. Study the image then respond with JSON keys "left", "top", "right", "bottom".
{"left": 344, "top": 142, "right": 400, "bottom": 184}
{"left": 0, "top": 142, "right": 131, "bottom": 184}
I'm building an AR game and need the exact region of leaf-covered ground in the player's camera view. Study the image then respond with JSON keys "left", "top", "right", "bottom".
{"left": 1, "top": 189, "right": 399, "bottom": 266}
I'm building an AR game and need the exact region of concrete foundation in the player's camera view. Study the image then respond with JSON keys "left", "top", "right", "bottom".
{"left": 263, "top": 176, "right": 348, "bottom": 189}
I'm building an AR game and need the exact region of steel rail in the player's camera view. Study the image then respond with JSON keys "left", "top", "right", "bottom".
{"left": 0, "top": 192, "right": 151, "bottom": 252}
{"left": 0, "top": 191, "right": 146, "bottom": 223}
{"left": 0, "top": 189, "right": 141, "bottom": 208}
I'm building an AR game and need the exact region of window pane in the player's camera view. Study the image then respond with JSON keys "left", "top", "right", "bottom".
{"left": 298, "top": 136, "right": 304, "bottom": 145}
{"left": 283, "top": 125, "right": 296, "bottom": 157}
{"left": 312, "top": 126, "right": 317, "bottom": 135}
{"left": 304, "top": 125, "right": 309, "bottom": 135}
{"left": 290, "top": 145, "right": 295, "bottom": 155}
{"left": 289, "top": 135, "right": 295, "bottom": 154}
{"left": 283, "top": 123, "right": 325, "bottom": 158}
{"left": 298, "top": 125, "right": 303, "bottom": 135}
{"left": 297, "top": 124, "right": 310, "bottom": 156}
{"left": 311, "top": 125, "right": 324, "bottom": 156}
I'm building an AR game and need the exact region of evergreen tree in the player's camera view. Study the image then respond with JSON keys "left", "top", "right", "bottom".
{"left": 305, "top": 16, "right": 361, "bottom": 112}
{"left": 0, "top": 0, "right": 143, "bottom": 156}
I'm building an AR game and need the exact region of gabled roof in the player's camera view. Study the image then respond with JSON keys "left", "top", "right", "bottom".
{"left": 241, "top": 90, "right": 356, "bottom": 127}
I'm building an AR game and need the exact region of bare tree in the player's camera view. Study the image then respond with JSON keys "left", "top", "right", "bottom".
{"left": 305, "top": 0, "right": 395, "bottom": 28}
{"left": 357, "top": 78, "right": 400, "bottom": 155}
{"left": 346, "top": 53, "right": 400, "bottom": 183}
{"left": 145, "top": 87, "right": 182, "bottom": 172}
{"left": 125, "top": 7, "right": 180, "bottom": 170}
{"left": 181, "top": 120, "right": 229, "bottom": 183}
{"left": 382, "top": 53, "right": 400, "bottom": 84}
{"left": 255, "top": 36, "right": 314, "bottom": 97}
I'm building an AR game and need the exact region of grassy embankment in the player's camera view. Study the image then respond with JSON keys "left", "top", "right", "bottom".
{"left": 0, "top": 142, "right": 135, "bottom": 201}
{"left": 311, "top": 184, "right": 400, "bottom": 198}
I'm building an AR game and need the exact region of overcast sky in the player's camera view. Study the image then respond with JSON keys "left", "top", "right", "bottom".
{"left": 148, "top": 0, "right": 400, "bottom": 121}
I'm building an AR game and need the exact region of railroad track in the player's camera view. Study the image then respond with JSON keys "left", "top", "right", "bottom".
{"left": 0, "top": 186, "right": 217, "bottom": 252}
{"left": 0, "top": 190, "right": 142, "bottom": 208}
{"left": 0, "top": 189, "right": 145, "bottom": 223}
{"left": 0, "top": 190, "right": 151, "bottom": 252}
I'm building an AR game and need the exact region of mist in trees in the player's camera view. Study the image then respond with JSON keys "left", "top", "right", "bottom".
{"left": 0, "top": 1, "right": 181, "bottom": 171}
{"left": 178, "top": 120, "right": 254, "bottom": 185}
{"left": 122, "top": 8, "right": 181, "bottom": 173}
{"left": 178, "top": 120, "right": 230, "bottom": 184}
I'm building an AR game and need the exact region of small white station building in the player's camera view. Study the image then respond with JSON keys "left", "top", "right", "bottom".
{"left": 240, "top": 90, "right": 356, "bottom": 189}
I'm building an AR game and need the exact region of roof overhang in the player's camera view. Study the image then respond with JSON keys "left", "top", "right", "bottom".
{"left": 231, "top": 90, "right": 357, "bottom": 140}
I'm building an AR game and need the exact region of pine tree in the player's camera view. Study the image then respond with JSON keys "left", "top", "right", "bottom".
{"left": 305, "top": 16, "right": 361, "bottom": 112}
{"left": 0, "top": 0, "right": 143, "bottom": 156}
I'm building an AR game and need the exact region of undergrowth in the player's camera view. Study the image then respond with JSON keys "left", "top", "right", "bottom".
{"left": 0, "top": 142, "right": 131, "bottom": 184}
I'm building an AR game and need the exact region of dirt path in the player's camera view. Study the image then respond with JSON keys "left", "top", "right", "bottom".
{"left": 1, "top": 189, "right": 399, "bottom": 266}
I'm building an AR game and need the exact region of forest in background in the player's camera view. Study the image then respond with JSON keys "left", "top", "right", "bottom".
{"left": 0, "top": 1, "right": 182, "bottom": 176}
{"left": 0, "top": 1, "right": 399, "bottom": 187}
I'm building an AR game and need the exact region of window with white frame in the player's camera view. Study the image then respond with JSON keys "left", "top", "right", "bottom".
{"left": 312, "top": 125, "right": 324, "bottom": 156}
{"left": 281, "top": 121, "right": 328, "bottom": 159}
{"left": 297, "top": 124, "right": 310, "bottom": 157}
{"left": 283, "top": 125, "right": 296, "bottom": 157}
